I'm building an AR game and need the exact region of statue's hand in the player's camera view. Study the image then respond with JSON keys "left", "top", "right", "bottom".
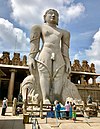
{"left": 28, "top": 56, "right": 36, "bottom": 74}
{"left": 65, "top": 60, "right": 71, "bottom": 74}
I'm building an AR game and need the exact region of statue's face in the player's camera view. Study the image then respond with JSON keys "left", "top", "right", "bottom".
{"left": 44, "top": 9, "right": 59, "bottom": 25}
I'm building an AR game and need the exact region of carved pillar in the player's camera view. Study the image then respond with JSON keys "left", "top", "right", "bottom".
{"left": 8, "top": 69, "right": 17, "bottom": 101}
{"left": 92, "top": 76, "right": 97, "bottom": 85}
{"left": 80, "top": 75, "right": 85, "bottom": 85}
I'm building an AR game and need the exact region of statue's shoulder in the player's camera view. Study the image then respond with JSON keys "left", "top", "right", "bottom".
{"left": 61, "top": 29, "right": 70, "bottom": 37}
{"left": 58, "top": 27, "right": 70, "bottom": 37}
{"left": 31, "top": 24, "right": 42, "bottom": 32}
{"left": 30, "top": 25, "right": 42, "bottom": 41}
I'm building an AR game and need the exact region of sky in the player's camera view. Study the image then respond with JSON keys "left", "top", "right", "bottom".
{"left": 0, "top": 0, "right": 100, "bottom": 81}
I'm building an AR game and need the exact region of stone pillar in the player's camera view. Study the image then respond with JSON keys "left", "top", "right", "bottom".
{"left": 92, "top": 76, "right": 96, "bottom": 85}
{"left": 80, "top": 75, "right": 85, "bottom": 85}
{"left": 8, "top": 69, "right": 16, "bottom": 101}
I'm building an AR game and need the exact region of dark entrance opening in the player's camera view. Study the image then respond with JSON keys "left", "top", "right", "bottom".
{"left": 0, "top": 80, "right": 9, "bottom": 100}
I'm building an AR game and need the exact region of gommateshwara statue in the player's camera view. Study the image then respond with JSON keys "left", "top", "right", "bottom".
{"left": 21, "top": 9, "right": 81, "bottom": 104}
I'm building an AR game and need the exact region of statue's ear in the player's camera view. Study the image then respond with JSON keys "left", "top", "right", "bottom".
{"left": 44, "top": 15, "right": 46, "bottom": 23}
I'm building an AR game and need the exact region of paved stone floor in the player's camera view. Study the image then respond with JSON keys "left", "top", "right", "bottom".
{"left": 0, "top": 107, "right": 100, "bottom": 129}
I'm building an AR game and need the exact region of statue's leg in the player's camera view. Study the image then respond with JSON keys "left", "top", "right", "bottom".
{"left": 38, "top": 64, "right": 51, "bottom": 104}
{"left": 53, "top": 66, "right": 64, "bottom": 97}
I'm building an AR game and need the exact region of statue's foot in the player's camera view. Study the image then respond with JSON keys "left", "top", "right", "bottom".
{"left": 43, "top": 99, "right": 51, "bottom": 104}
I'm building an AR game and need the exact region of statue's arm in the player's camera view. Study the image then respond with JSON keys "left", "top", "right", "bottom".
{"left": 61, "top": 30, "right": 71, "bottom": 74}
{"left": 29, "top": 25, "right": 41, "bottom": 74}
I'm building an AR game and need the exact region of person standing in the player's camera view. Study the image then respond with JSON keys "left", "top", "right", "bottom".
{"left": 55, "top": 101, "right": 61, "bottom": 119}
{"left": 65, "top": 101, "right": 70, "bottom": 119}
{"left": 69, "top": 102, "right": 73, "bottom": 119}
{"left": 87, "top": 95, "right": 93, "bottom": 104}
{"left": 72, "top": 103, "right": 76, "bottom": 121}
{"left": 1, "top": 97, "right": 8, "bottom": 116}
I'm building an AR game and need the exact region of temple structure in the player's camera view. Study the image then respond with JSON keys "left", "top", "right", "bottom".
{"left": 0, "top": 52, "right": 29, "bottom": 101}
{"left": 0, "top": 51, "right": 100, "bottom": 102}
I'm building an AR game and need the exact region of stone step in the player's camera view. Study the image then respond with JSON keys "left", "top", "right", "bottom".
{"left": 60, "top": 123, "right": 90, "bottom": 129}
{"left": 39, "top": 124, "right": 51, "bottom": 129}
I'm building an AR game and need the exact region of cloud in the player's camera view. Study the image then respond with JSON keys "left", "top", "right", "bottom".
{"left": 63, "top": 0, "right": 74, "bottom": 5}
{"left": 9, "top": 0, "right": 85, "bottom": 29}
{"left": 86, "top": 29, "right": 100, "bottom": 60}
{"left": 80, "top": 30, "right": 95, "bottom": 39}
{"left": 10, "top": 0, "right": 63, "bottom": 29}
{"left": 0, "top": 18, "right": 29, "bottom": 54}
{"left": 72, "top": 51, "right": 83, "bottom": 61}
{"left": 59, "top": 3, "right": 85, "bottom": 24}
{"left": 86, "top": 28, "right": 100, "bottom": 81}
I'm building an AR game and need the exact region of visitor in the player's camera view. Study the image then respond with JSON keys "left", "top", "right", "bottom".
{"left": 87, "top": 95, "right": 92, "bottom": 104}
{"left": 69, "top": 101, "right": 73, "bottom": 119}
{"left": 1, "top": 97, "right": 8, "bottom": 116}
{"left": 65, "top": 101, "right": 70, "bottom": 119}
{"left": 72, "top": 103, "right": 76, "bottom": 121}
{"left": 17, "top": 93, "right": 23, "bottom": 108}
{"left": 55, "top": 101, "right": 61, "bottom": 119}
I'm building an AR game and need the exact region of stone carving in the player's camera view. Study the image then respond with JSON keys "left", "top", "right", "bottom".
{"left": 71, "top": 60, "right": 82, "bottom": 71}
{"left": 81, "top": 60, "right": 90, "bottom": 72}
{"left": 22, "top": 55, "right": 27, "bottom": 66}
{"left": 0, "top": 51, "right": 28, "bottom": 66}
{"left": 21, "top": 73, "right": 42, "bottom": 102}
{"left": 1, "top": 52, "right": 10, "bottom": 65}
{"left": 28, "top": 90, "right": 39, "bottom": 104}
{"left": 21, "top": 9, "right": 81, "bottom": 104}
{"left": 90, "top": 63, "right": 95, "bottom": 73}
{"left": 12, "top": 53, "right": 20, "bottom": 65}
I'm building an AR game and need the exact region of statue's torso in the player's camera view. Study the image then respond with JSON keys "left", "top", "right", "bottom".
{"left": 37, "top": 24, "right": 65, "bottom": 70}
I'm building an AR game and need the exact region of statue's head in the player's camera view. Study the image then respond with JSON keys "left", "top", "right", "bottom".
{"left": 44, "top": 9, "right": 59, "bottom": 25}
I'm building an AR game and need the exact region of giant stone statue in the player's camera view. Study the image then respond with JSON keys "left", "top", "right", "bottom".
{"left": 21, "top": 9, "right": 81, "bottom": 104}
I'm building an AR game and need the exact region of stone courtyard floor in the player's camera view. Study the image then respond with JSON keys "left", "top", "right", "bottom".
{"left": 0, "top": 106, "right": 100, "bottom": 129}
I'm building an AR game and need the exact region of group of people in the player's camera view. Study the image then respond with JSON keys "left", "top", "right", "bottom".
{"left": 55, "top": 100, "right": 76, "bottom": 121}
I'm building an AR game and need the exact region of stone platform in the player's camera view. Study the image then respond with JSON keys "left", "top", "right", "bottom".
{"left": 0, "top": 107, "right": 100, "bottom": 129}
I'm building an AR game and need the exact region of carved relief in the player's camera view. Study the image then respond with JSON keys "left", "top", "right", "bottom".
{"left": 90, "top": 63, "right": 95, "bottom": 73}
{"left": 22, "top": 55, "right": 27, "bottom": 66}
{"left": 1, "top": 52, "right": 10, "bottom": 65}
{"left": 81, "top": 60, "right": 90, "bottom": 72}
{"left": 72, "top": 59, "right": 82, "bottom": 71}
{"left": 0, "top": 51, "right": 27, "bottom": 66}
{"left": 12, "top": 53, "right": 21, "bottom": 65}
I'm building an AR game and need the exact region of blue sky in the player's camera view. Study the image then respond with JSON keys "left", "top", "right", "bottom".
{"left": 0, "top": 0, "right": 100, "bottom": 79}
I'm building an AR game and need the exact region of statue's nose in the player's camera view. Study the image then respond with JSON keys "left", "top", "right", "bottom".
{"left": 52, "top": 13, "right": 55, "bottom": 17}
